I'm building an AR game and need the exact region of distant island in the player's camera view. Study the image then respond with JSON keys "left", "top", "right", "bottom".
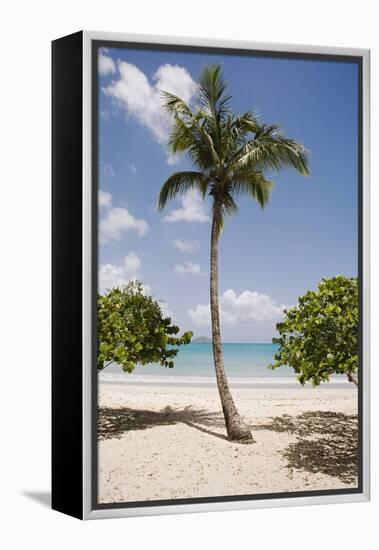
{"left": 192, "top": 336, "right": 212, "bottom": 343}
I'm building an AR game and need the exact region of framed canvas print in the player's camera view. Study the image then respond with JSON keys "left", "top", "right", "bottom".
{"left": 52, "top": 31, "right": 370, "bottom": 520}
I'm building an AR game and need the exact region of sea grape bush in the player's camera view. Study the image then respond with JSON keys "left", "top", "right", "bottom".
{"left": 97, "top": 281, "right": 192, "bottom": 372}
{"left": 269, "top": 276, "right": 358, "bottom": 386}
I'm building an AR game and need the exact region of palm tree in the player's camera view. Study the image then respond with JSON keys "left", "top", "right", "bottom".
{"left": 158, "top": 65, "right": 309, "bottom": 442}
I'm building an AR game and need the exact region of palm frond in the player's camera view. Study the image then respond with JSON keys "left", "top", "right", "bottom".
{"left": 222, "top": 193, "right": 238, "bottom": 216}
{"left": 168, "top": 116, "right": 194, "bottom": 153}
{"left": 211, "top": 192, "right": 239, "bottom": 238}
{"left": 161, "top": 91, "right": 194, "bottom": 120}
{"left": 158, "top": 171, "right": 210, "bottom": 210}
{"left": 230, "top": 171, "right": 273, "bottom": 209}
{"left": 197, "top": 65, "right": 233, "bottom": 159}
{"left": 234, "top": 124, "right": 310, "bottom": 176}
{"left": 168, "top": 112, "right": 220, "bottom": 170}
{"left": 222, "top": 112, "right": 260, "bottom": 161}
{"left": 198, "top": 65, "right": 231, "bottom": 117}
{"left": 232, "top": 112, "right": 260, "bottom": 137}
{"left": 158, "top": 64, "right": 310, "bottom": 225}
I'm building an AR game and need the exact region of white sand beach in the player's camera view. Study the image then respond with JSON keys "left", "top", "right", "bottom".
{"left": 98, "top": 381, "right": 358, "bottom": 504}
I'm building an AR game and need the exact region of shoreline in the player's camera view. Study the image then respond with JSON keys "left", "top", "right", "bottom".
{"left": 99, "top": 372, "right": 352, "bottom": 389}
{"left": 98, "top": 381, "right": 358, "bottom": 504}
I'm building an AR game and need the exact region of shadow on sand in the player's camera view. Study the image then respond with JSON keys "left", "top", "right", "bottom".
{"left": 98, "top": 405, "right": 227, "bottom": 441}
{"left": 251, "top": 411, "right": 358, "bottom": 484}
{"left": 98, "top": 406, "right": 358, "bottom": 484}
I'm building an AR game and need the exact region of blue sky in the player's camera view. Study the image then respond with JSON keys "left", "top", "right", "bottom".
{"left": 97, "top": 46, "right": 358, "bottom": 343}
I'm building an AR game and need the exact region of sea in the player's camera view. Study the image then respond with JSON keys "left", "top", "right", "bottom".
{"left": 99, "top": 343, "right": 348, "bottom": 387}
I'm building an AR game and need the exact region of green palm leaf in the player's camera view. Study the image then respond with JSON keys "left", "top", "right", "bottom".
{"left": 161, "top": 91, "right": 194, "bottom": 121}
{"left": 230, "top": 170, "right": 273, "bottom": 209}
{"left": 159, "top": 64, "right": 309, "bottom": 217}
{"left": 234, "top": 124, "right": 310, "bottom": 176}
{"left": 158, "top": 171, "right": 210, "bottom": 210}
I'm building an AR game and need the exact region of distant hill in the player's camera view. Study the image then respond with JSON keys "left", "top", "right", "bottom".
{"left": 192, "top": 336, "right": 212, "bottom": 343}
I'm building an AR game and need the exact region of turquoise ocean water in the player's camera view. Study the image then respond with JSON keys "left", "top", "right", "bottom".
{"left": 137, "top": 343, "right": 289, "bottom": 378}
{"left": 100, "top": 343, "right": 304, "bottom": 384}
{"left": 100, "top": 343, "right": 349, "bottom": 386}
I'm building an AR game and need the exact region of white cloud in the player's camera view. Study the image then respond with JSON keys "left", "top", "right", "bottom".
{"left": 99, "top": 253, "right": 141, "bottom": 294}
{"left": 98, "top": 256, "right": 174, "bottom": 319}
{"left": 98, "top": 190, "right": 148, "bottom": 243}
{"left": 189, "top": 303, "right": 211, "bottom": 326}
{"left": 172, "top": 238, "right": 200, "bottom": 253}
{"left": 103, "top": 61, "right": 197, "bottom": 161}
{"left": 154, "top": 64, "right": 197, "bottom": 104}
{"left": 100, "top": 208, "right": 148, "bottom": 243}
{"left": 166, "top": 153, "right": 179, "bottom": 166}
{"left": 189, "top": 289, "right": 287, "bottom": 326}
{"left": 158, "top": 300, "right": 173, "bottom": 319}
{"left": 98, "top": 50, "right": 116, "bottom": 76}
{"left": 98, "top": 190, "right": 112, "bottom": 209}
{"left": 129, "top": 163, "right": 137, "bottom": 174}
{"left": 164, "top": 190, "right": 210, "bottom": 224}
{"left": 175, "top": 261, "right": 202, "bottom": 276}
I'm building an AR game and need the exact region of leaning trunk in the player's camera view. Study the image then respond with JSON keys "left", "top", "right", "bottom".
{"left": 210, "top": 210, "right": 255, "bottom": 443}
{"left": 346, "top": 372, "right": 358, "bottom": 386}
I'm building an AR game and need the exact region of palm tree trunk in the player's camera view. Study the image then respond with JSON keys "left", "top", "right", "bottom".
{"left": 210, "top": 209, "right": 255, "bottom": 443}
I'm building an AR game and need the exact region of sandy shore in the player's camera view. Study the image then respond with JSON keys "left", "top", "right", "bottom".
{"left": 98, "top": 382, "right": 358, "bottom": 504}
